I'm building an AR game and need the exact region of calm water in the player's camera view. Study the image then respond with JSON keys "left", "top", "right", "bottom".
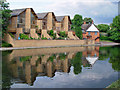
{"left": 2, "top": 46, "right": 120, "bottom": 88}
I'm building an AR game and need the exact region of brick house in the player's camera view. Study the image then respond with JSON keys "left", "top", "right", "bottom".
{"left": 81, "top": 21, "right": 100, "bottom": 43}
{"left": 7, "top": 8, "right": 79, "bottom": 40}
{"left": 8, "top": 8, "right": 39, "bottom": 39}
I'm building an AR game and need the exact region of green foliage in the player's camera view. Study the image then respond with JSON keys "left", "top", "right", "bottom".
{"left": 108, "top": 15, "right": 120, "bottom": 42}
{"left": 59, "top": 31, "right": 67, "bottom": 38}
{"left": 71, "top": 52, "right": 82, "bottom": 75}
{"left": 19, "top": 33, "right": 30, "bottom": 40}
{"left": 9, "top": 33, "right": 15, "bottom": 38}
{"left": 20, "top": 56, "right": 32, "bottom": 62}
{"left": 2, "top": 50, "right": 13, "bottom": 56}
{"left": 71, "top": 14, "right": 83, "bottom": 39}
{"left": 83, "top": 17, "right": 93, "bottom": 24}
{"left": 48, "top": 54, "right": 56, "bottom": 62}
{"left": 108, "top": 79, "right": 120, "bottom": 88}
{"left": 100, "top": 35, "right": 110, "bottom": 40}
{"left": 99, "top": 46, "right": 120, "bottom": 71}
{"left": 48, "top": 30, "right": 56, "bottom": 39}
{"left": 41, "top": 35, "right": 47, "bottom": 40}
{"left": 57, "top": 37, "right": 65, "bottom": 40}
{"left": 0, "top": 0, "right": 12, "bottom": 37}
{"left": 97, "top": 24, "right": 110, "bottom": 32}
{"left": 59, "top": 53, "right": 67, "bottom": 60}
{"left": 2, "top": 40, "right": 12, "bottom": 47}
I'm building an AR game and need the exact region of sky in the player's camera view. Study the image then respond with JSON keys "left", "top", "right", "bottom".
{"left": 7, "top": 0, "right": 119, "bottom": 24}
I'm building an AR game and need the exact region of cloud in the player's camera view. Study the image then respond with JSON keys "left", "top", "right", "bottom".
{"left": 7, "top": 0, "right": 118, "bottom": 24}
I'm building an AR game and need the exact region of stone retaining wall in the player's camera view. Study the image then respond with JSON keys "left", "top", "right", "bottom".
{"left": 4, "top": 33, "right": 95, "bottom": 48}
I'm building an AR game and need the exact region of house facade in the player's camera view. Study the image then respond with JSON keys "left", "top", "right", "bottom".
{"left": 7, "top": 8, "right": 79, "bottom": 40}
{"left": 8, "top": 8, "right": 38, "bottom": 39}
{"left": 81, "top": 21, "right": 100, "bottom": 43}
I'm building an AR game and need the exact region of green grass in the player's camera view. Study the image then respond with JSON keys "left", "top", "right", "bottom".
{"left": 2, "top": 41, "right": 13, "bottom": 47}
{"left": 108, "top": 79, "right": 120, "bottom": 88}
{"left": 100, "top": 40, "right": 114, "bottom": 42}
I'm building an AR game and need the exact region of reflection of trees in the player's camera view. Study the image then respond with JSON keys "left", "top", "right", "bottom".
{"left": 99, "top": 46, "right": 120, "bottom": 71}
{"left": 109, "top": 46, "right": 120, "bottom": 71}
{"left": 99, "top": 47, "right": 111, "bottom": 60}
{"left": 2, "top": 56, "right": 13, "bottom": 88}
{"left": 71, "top": 52, "right": 82, "bottom": 75}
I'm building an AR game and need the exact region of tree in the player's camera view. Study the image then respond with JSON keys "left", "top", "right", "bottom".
{"left": 108, "top": 15, "right": 120, "bottom": 42}
{"left": 71, "top": 14, "right": 83, "bottom": 39}
{"left": 0, "top": 0, "right": 11, "bottom": 37}
{"left": 97, "top": 24, "right": 110, "bottom": 32}
{"left": 83, "top": 17, "right": 93, "bottom": 24}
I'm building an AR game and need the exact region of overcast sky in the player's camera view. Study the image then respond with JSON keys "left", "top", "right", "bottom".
{"left": 7, "top": 0, "right": 119, "bottom": 24}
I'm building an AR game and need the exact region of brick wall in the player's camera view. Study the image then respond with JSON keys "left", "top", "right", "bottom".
{"left": 4, "top": 33, "right": 95, "bottom": 48}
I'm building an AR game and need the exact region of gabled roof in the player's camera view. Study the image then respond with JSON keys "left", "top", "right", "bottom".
{"left": 11, "top": 8, "right": 26, "bottom": 17}
{"left": 81, "top": 24, "right": 91, "bottom": 31}
{"left": 37, "top": 13, "right": 48, "bottom": 19}
{"left": 86, "top": 24, "right": 99, "bottom": 32}
{"left": 11, "top": 8, "right": 38, "bottom": 18}
{"left": 82, "top": 24, "right": 99, "bottom": 32}
{"left": 56, "top": 16, "right": 65, "bottom": 22}
{"left": 86, "top": 57, "right": 98, "bottom": 65}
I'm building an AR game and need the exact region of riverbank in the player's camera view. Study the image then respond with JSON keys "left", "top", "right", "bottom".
{"left": 1, "top": 41, "right": 120, "bottom": 51}
{"left": 106, "top": 79, "right": 120, "bottom": 88}
{"left": 100, "top": 41, "right": 120, "bottom": 46}
{"left": 0, "top": 44, "right": 99, "bottom": 51}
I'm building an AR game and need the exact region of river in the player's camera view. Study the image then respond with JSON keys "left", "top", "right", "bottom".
{"left": 2, "top": 45, "right": 120, "bottom": 88}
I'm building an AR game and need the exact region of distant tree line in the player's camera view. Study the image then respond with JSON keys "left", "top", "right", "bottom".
{"left": 71, "top": 14, "right": 120, "bottom": 42}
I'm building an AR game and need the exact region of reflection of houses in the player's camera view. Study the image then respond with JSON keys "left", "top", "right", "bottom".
{"left": 81, "top": 21, "right": 100, "bottom": 43}
{"left": 82, "top": 47, "right": 99, "bottom": 68}
{"left": 6, "top": 53, "right": 73, "bottom": 85}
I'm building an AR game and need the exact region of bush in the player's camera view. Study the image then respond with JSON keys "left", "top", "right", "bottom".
{"left": 9, "top": 33, "right": 15, "bottom": 38}
{"left": 59, "top": 31, "right": 67, "bottom": 38}
{"left": 47, "top": 30, "right": 56, "bottom": 39}
{"left": 20, "top": 56, "right": 32, "bottom": 62}
{"left": 100, "top": 35, "right": 110, "bottom": 40}
{"left": 19, "top": 33, "right": 30, "bottom": 40}
{"left": 2, "top": 41, "right": 13, "bottom": 47}
{"left": 57, "top": 37, "right": 65, "bottom": 40}
{"left": 41, "top": 35, "right": 47, "bottom": 40}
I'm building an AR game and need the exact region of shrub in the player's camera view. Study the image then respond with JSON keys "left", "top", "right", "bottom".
{"left": 48, "top": 30, "right": 56, "bottom": 39}
{"left": 57, "top": 37, "right": 65, "bottom": 40}
{"left": 41, "top": 35, "right": 47, "bottom": 40}
{"left": 9, "top": 33, "right": 15, "bottom": 38}
{"left": 59, "top": 31, "right": 67, "bottom": 38}
{"left": 19, "top": 33, "right": 30, "bottom": 40}
{"left": 2, "top": 41, "right": 13, "bottom": 47}
{"left": 100, "top": 35, "right": 110, "bottom": 40}
{"left": 20, "top": 56, "right": 32, "bottom": 62}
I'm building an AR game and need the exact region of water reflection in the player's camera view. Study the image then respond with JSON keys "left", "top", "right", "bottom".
{"left": 2, "top": 46, "right": 120, "bottom": 88}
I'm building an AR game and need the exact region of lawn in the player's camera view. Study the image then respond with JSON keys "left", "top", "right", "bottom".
{"left": 107, "top": 79, "right": 120, "bottom": 89}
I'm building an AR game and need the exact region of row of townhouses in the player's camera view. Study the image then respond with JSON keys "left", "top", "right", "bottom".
{"left": 8, "top": 8, "right": 100, "bottom": 42}
{"left": 8, "top": 8, "right": 79, "bottom": 40}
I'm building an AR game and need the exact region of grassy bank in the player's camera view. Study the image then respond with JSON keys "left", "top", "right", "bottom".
{"left": 2, "top": 41, "right": 13, "bottom": 47}
{"left": 100, "top": 40, "right": 114, "bottom": 42}
{"left": 107, "top": 79, "right": 120, "bottom": 88}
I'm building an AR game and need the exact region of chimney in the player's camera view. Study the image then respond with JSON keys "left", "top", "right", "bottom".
{"left": 84, "top": 21, "right": 86, "bottom": 24}
{"left": 92, "top": 20, "right": 94, "bottom": 24}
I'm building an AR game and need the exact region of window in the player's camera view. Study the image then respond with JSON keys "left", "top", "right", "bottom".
{"left": 95, "top": 32, "right": 97, "bottom": 35}
{"left": 17, "top": 16, "right": 20, "bottom": 23}
{"left": 88, "top": 32, "right": 91, "bottom": 35}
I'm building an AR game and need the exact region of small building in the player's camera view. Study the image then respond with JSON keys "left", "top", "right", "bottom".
{"left": 81, "top": 21, "right": 100, "bottom": 43}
